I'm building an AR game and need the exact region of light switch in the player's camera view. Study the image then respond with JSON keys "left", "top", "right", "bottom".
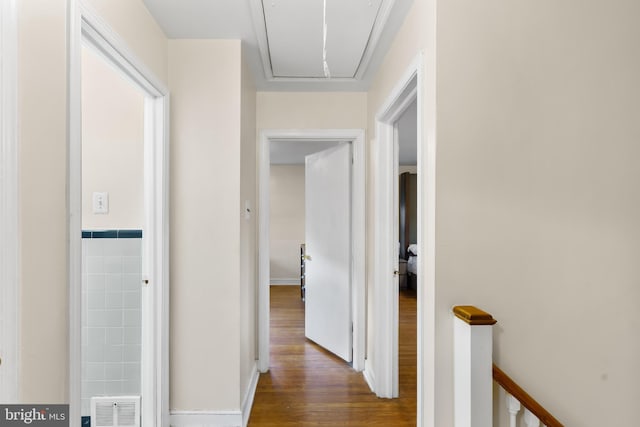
{"left": 93, "top": 192, "right": 109, "bottom": 214}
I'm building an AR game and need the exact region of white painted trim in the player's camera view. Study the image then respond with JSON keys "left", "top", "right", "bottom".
{"left": 248, "top": 0, "right": 273, "bottom": 80}
{"left": 0, "top": 0, "right": 19, "bottom": 404}
{"left": 373, "top": 50, "right": 436, "bottom": 427}
{"left": 269, "top": 278, "right": 300, "bottom": 285}
{"left": 354, "top": 0, "right": 397, "bottom": 80}
{"left": 68, "top": 2, "right": 170, "bottom": 426}
{"left": 248, "top": 0, "right": 395, "bottom": 82}
{"left": 258, "top": 129, "right": 366, "bottom": 373}
{"left": 373, "top": 56, "right": 421, "bottom": 399}
{"left": 170, "top": 411, "right": 242, "bottom": 427}
{"left": 363, "top": 359, "right": 376, "bottom": 392}
{"left": 453, "top": 318, "right": 494, "bottom": 427}
{"left": 241, "top": 364, "right": 260, "bottom": 427}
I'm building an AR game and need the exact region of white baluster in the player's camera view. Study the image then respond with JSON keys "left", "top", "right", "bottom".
{"left": 523, "top": 409, "right": 540, "bottom": 427}
{"left": 506, "top": 393, "right": 521, "bottom": 427}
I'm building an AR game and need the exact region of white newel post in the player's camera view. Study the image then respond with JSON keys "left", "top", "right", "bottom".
{"left": 453, "top": 306, "right": 497, "bottom": 427}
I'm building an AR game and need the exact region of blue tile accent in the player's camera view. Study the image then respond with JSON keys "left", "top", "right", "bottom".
{"left": 91, "top": 230, "right": 118, "bottom": 239}
{"left": 81, "top": 230, "right": 142, "bottom": 239}
{"left": 118, "top": 229, "right": 143, "bottom": 239}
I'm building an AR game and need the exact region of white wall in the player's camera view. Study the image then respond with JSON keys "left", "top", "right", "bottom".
{"left": 81, "top": 46, "right": 144, "bottom": 230}
{"left": 18, "top": 0, "right": 69, "bottom": 401}
{"left": 435, "top": 0, "right": 640, "bottom": 425}
{"left": 269, "top": 165, "right": 305, "bottom": 283}
{"left": 257, "top": 92, "right": 367, "bottom": 130}
{"left": 371, "top": 0, "right": 640, "bottom": 425}
{"left": 168, "top": 39, "right": 243, "bottom": 411}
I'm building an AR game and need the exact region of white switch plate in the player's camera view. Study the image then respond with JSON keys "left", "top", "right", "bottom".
{"left": 93, "top": 192, "right": 109, "bottom": 214}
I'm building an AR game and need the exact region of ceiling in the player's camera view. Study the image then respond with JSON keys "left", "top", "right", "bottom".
{"left": 142, "top": 0, "right": 413, "bottom": 91}
{"left": 270, "top": 140, "right": 342, "bottom": 164}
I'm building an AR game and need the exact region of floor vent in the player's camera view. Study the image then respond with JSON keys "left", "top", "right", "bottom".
{"left": 90, "top": 396, "right": 140, "bottom": 427}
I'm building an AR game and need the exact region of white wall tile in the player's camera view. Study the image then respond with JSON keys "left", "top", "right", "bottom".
{"left": 105, "top": 328, "right": 123, "bottom": 345}
{"left": 88, "top": 291, "right": 105, "bottom": 310}
{"left": 122, "top": 363, "right": 140, "bottom": 381}
{"left": 123, "top": 327, "right": 140, "bottom": 345}
{"left": 103, "top": 345, "right": 123, "bottom": 363}
{"left": 104, "top": 380, "right": 123, "bottom": 395}
{"left": 105, "top": 363, "right": 123, "bottom": 382}
{"left": 86, "top": 256, "right": 104, "bottom": 274}
{"left": 87, "top": 327, "right": 106, "bottom": 346}
{"left": 123, "top": 309, "right": 141, "bottom": 326}
{"left": 82, "top": 235, "right": 142, "bottom": 406}
{"left": 87, "top": 310, "right": 105, "bottom": 327}
{"left": 105, "top": 292, "right": 123, "bottom": 309}
{"left": 104, "top": 310, "right": 123, "bottom": 327}
{"left": 102, "top": 239, "right": 121, "bottom": 256}
{"left": 120, "top": 239, "right": 141, "bottom": 256}
{"left": 86, "top": 344, "right": 104, "bottom": 363}
{"left": 123, "top": 256, "right": 141, "bottom": 274}
{"left": 122, "top": 380, "right": 140, "bottom": 395}
{"left": 123, "top": 291, "right": 140, "bottom": 309}
{"left": 86, "top": 363, "right": 104, "bottom": 381}
{"left": 122, "top": 274, "right": 140, "bottom": 291}
{"left": 87, "top": 274, "right": 105, "bottom": 292}
{"left": 123, "top": 345, "right": 140, "bottom": 363}
{"left": 105, "top": 274, "right": 123, "bottom": 291}
{"left": 81, "top": 398, "right": 90, "bottom": 417}
{"left": 104, "top": 256, "right": 123, "bottom": 274}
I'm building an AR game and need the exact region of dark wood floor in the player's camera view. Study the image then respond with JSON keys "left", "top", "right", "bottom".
{"left": 248, "top": 285, "right": 417, "bottom": 426}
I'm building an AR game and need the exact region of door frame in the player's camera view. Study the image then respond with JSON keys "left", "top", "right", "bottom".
{"left": 68, "top": 2, "right": 170, "bottom": 426}
{"left": 258, "top": 129, "right": 366, "bottom": 372}
{"left": 0, "top": 0, "right": 19, "bottom": 403}
{"left": 372, "top": 52, "right": 437, "bottom": 427}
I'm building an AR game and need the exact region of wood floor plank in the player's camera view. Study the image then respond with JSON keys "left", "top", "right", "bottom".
{"left": 248, "top": 286, "right": 417, "bottom": 426}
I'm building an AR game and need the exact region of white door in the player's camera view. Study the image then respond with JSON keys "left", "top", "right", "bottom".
{"left": 304, "top": 143, "right": 352, "bottom": 362}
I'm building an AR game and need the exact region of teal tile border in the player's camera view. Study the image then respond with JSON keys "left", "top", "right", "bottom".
{"left": 82, "top": 230, "right": 142, "bottom": 239}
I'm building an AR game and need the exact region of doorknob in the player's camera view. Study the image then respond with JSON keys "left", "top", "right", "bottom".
{"left": 393, "top": 270, "right": 399, "bottom": 276}
{"left": 304, "top": 255, "right": 312, "bottom": 261}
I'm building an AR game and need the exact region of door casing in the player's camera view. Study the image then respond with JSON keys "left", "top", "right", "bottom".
{"left": 257, "top": 129, "right": 366, "bottom": 373}
{"left": 68, "top": 2, "right": 170, "bottom": 426}
{"left": 372, "top": 52, "right": 437, "bottom": 427}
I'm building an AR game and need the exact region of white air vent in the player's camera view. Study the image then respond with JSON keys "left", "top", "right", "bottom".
{"left": 91, "top": 396, "right": 140, "bottom": 427}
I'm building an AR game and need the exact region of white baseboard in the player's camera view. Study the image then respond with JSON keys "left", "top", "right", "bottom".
{"left": 269, "top": 278, "right": 299, "bottom": 285}
{"left": 241, "top": 363, "right": 260, "bottom": 427}
{"left": 170, "top": 410, "right": 242, "bottom": 427}
{"left": 170, "top": 363, "right": 259, "bottom": 427}
{"left": 363, "top": 358, "right": 376, "bottom": 393}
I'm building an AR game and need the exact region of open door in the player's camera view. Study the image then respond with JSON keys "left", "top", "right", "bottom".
{"left": 304, "top": 143, "right": 352, "bottom": 362}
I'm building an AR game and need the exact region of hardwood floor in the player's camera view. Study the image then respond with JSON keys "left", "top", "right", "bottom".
{"left": 249, "top": 285, "right": 417, "bottom": 426}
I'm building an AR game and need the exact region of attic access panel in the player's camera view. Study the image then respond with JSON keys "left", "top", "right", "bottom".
{"left": 262, "top": 0, "right": 383, "bottom": 78}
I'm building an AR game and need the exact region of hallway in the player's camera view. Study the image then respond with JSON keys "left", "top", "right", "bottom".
{"left": 249, "top": 286, "right": 417, "bottom": 426}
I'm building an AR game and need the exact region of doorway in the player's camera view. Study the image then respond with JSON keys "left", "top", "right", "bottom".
{"left": 268, "top": 141, "right": 352, "bottom": 362}
{"left": 257, "top": 130, "right": 366, "bottom": 373}
{"left": 372, "top": 52, "right": 436, "bottom": 427}
{"left": 79, "top": 44, "right": 146, "bottom": 424}
{"left": 68, "top": 4, "right": 170, "bottom": 427}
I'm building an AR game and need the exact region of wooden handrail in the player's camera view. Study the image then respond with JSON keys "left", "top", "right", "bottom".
{"left": 493, "top": 364, "right": 564, "bottom": 427}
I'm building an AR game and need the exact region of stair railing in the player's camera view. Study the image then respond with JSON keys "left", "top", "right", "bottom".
{"left": 452, "top": 306, "right": 564, "bottom": 427}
